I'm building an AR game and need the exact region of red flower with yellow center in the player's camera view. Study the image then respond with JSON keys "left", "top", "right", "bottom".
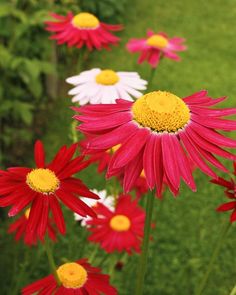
{"left": 87, "top": 195, "right": 145, "bottom": 253}
{"left": 45, "top": 12, "right": 123, "bottom": 51}
{"left": 22, "top": 259, "right": 117, "bottom": 295}
{"left": 0, "top": 141, "right": 99, "bottom": 240}
{"left": 74, "top": 90, "right": 236, "bottom": 196}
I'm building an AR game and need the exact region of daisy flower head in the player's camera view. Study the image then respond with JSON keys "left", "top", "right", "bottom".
{"left": 0, "top": 140, "right": 99, "bottom": 241}
{"left": 45, "top": 11, "right": 123, "bottom": 51}
{"left": 211, "top": 162, "right": 236, "bottom": 222}
{"left": 22, "top": 258, "right": 117, "bottom": 295}
{"left": 127, "top": 29, "right": 186, "bottom": 68}
{"left": 75, "top": 90, "right": 236, "bottom": 197}
{"left": 8, "top": 208, "right": 56, "bottom": 245}
{"left": 87, "top": 195, "right": 145, "bottom": 254}
{"left": 67, "top": 68, "right": 147, "bottom": 105}
{"left": 74, "top": 189, "right": 114, "bottom": 226}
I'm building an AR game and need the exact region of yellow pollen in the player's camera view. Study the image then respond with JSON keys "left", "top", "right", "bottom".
{"left": 25, "top": 208, "right": 30, "bottom": 219}
{"left": 57, "top": 263, "right": 88, "bottom": 289}
{"left": 107, "top": 144, "right": 121, "bottom": 155}
{"left": 132, "top": 91, "right": 190, "bottom": 133}
{"left": 110, "top": 215, "right": 131, "bottom": 232}
{"left": 140, "top": 170, "right": 145, "bottom": 178}
{"left": 26, "top": 168, "right": 59, "bottom": 194}
{"left": 72, "top": 12, "right": 99, "bottom": 29}
{"left": 96, "top": 70, "right": 119, "bottom": 85}
{"left": 146, "top": 34, "right": 168, "bottom": 48}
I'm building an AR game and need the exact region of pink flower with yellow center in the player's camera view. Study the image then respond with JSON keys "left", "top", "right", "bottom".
{"left": 22, "top": 259, "right": 117, "bottom": 295}
{"left": 86, "top": 195, "right": 145, "bottom": 254}
{"left": 74, "top": 90, "right": 236, "bottom": 196}
{"left": 45, "top": 12, "right": 123, "bottom": 51}
{"left": 127, "top": 29, "right": 186, "bottom": 68}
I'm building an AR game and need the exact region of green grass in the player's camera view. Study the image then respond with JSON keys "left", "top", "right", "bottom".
{"left": 1, "top": 0, "right": 236, "bottom": 294}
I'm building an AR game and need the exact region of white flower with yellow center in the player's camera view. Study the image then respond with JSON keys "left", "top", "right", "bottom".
{"left": 74, "top": 189, "right": 114, "bottom": 226}
{"left": 66, "top": 68, "right": 147, "bottom": 105}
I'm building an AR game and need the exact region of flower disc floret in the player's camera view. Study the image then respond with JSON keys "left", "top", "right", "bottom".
{"left": 96, "top": 70, "right": 119, "bottom": 85}
{"left": 72, "top": 12, "right": 99, "bottom": 29}
{"left": 57, "top": 262, "right": 88, "bottom": 289}
{"left": 132, "top": 91, "right": 190, "bottom": 133}
{"left": 26, "top": 168, "right": 59, "bottom": 194}
{"left": 146, "top": 34, "right": 168, "bottom": 48}
{"left": 110, "top": 214, "right": 131, "bottom": 232}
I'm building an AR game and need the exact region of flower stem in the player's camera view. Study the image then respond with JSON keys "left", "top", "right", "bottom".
{"left": 44, "top": 238, "right": 61, "bottom": 285}
{"left": 229, "top": 284, "right": 236, "bottom": 295}
{"left": 195, "top": 220, "right": 231, "bottom": 295}
{"left": 135, "top": 190, "right": 155, "bottom": 295}
{"left": 147, "top": 67, "right": 157, "bottom": 91}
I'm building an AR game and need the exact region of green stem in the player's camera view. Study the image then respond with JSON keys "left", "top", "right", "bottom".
{"left": 195, "top": 220, "right": 231, "bottom": 295}
{"left": 229, "top": 284, "right": 236, "bottom": 295}
{"left": 135, "top": 190, "right": 155, "bottom": 295}
{"left": 147, "top": 67, "right": 157, "bottom": 91}
{"left": 89, "top": 244, "right": 100, "bottom": 264}
{"left": 44, "top": 238, "right": 61, "bottom": 285}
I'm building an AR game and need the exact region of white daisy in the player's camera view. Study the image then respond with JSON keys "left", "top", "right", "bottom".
{"left": 66, "top": 68, "right": 148, "bottom": 105}
{"left": 74, "top": 189, "right": 114, "bottom": 226}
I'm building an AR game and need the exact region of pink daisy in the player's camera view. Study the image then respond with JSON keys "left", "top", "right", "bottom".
{"left": 45, "top": 12, "right": 123, "bottom": 51}
{"left": 74, "top": 90, "right": 236, "bottom": 196}
{"left": 127, "top": 29, "right": 186, "bottom": 68}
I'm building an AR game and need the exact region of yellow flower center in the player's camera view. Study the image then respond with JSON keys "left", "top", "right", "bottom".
{"left": 96, "top": 70, "right": 119, "bottom": 85}
{"left": 146, "top": 34, "right": 168, "bottom": 48}
{"left": 57, "top": 263, "right": 88, "bottom": 289}
{"left": 132, "top": 91, "right": 190, "bottom": 133}
{"left": 25, "top": 208, "right": 30, "bottom": 219}
{"left": 26, "top": 168, "right": 59, "bottom": 194}
{"left": 110, "top": 215, "right": 131, "bottom": 232}
{"left": 72, "top": 12, "right": 99, "bottom": 29}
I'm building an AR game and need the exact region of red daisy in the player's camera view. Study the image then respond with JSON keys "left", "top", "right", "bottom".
{"left": 45, "top": 12, "right": 123, "bottom": 51}
{"left": 8, "top": 208, "right": 56, "bottom": 245}
{"left": 22, "top": 259, "right": 117, "bottom": 295}
{"left": 74, "top": 90, "right": 236, "bottom": 196}
{"left": 126, "top": 29, "right": 186, "bottom": 68}
{"left": 87, "top": 195, "right": 145, "bottom": 254}
{"left": 211, "top": 162, "right": 236, "bottom": 222}
{"left": 0, "top": 140, "right": 99, "bottom": 241}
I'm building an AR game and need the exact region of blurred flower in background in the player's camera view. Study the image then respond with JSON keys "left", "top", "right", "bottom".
{"left": 22, "top": 259, "right": 117, "bottom": 295}
{"left": 45, "top": 12, "right": 123, "bottom": 51}
{"left": 74, "top": 189, "right": 114, "bottom": 226}
{"left": 211, "top": 162, "right": 236, "bottom": 222}
{"left": 127, "top": 29, "right": 186, "bottom": 68}
{"left": 67, "top": 69, "right": 147, "bottom": 104}
{"left": 87, "top": 195, "right": 145, "bottom": 253}
{"left": 8, "top": 208, "right": 57, "bottom": 245}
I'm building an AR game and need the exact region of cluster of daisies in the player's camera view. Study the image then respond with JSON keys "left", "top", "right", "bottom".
{"left": 1, "top": 8, "right": 236, "bottom": 295}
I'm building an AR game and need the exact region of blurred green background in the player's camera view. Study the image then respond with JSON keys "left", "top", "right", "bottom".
{"left": 0, "top": 0, "right": 236, "bottom": 294}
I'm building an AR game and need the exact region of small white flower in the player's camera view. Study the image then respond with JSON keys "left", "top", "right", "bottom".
{"left": 74, "top": 189, "right": 114, "bottom": 226}
{"left": 66, "top": 68, "right": 147, "bottom": 105}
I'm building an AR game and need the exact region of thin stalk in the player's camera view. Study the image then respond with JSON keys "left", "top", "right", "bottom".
{"left": 44, "top": 238, "right": 61, "bottom": 285}
{"left": 195, "top": 220, "right": 231, "bottom": 295}
{"left": 229, "top": 284, "right": 236, "bottom": 295}
{"left": 147, "top": 67, "right": 157, "bottom": 91}
{"left": 135, "top": 190, "right": 155, "bottom": 295}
